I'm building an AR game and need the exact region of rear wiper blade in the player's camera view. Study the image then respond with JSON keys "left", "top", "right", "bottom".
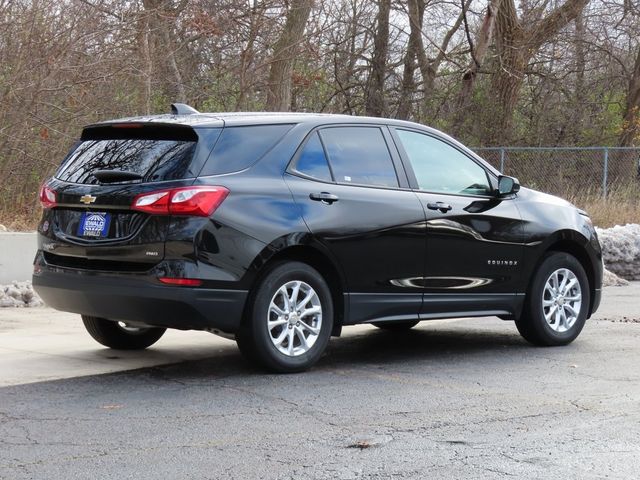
{"left": 92, "top": 170, "right": 143, "bottom": 183}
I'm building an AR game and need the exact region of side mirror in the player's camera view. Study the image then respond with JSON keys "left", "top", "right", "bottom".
{"left": 498, "top": 175, "right": 520, "bottom": 196}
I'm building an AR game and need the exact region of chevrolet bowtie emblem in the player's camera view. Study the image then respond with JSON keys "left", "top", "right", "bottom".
{"left": 80, "top": 194, "right": 97, "bottom": 205}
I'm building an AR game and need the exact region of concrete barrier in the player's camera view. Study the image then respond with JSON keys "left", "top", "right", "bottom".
{"left": 0, "top": 232, "right": 37, "bottom": 283}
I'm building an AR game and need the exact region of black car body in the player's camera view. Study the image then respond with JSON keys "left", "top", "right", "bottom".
{"left": 33, "top": 107, "right": 603, "bottom": 371}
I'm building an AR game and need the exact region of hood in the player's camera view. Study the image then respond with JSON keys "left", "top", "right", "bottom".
{"left": 516, "top": 186, "right": 578, "bottom": 211}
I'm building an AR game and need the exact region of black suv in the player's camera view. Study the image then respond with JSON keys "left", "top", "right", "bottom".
{"left": 33, "top": 105, "right": 603, "bottom": 372}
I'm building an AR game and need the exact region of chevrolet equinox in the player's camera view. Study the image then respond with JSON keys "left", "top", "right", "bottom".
{"left": 33, "top": 105, "right": 603, "bottom": 372}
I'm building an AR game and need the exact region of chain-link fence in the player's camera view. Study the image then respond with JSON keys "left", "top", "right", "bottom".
{"left": 473, "top": 147, "right": 640, "bottom": 198}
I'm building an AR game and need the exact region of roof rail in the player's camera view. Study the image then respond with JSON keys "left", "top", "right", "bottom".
{"left": 170, "top": 103, "right": 200, "bottom": 115}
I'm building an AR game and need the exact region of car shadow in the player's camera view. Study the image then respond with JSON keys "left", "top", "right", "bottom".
{"left": 322, "top": 325, "right": 528, "bottom": 366}
{"left": 139, "top": 323, "right": 536, "bottom": 383}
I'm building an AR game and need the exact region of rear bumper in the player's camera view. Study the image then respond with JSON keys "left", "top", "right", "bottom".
{"left": 33, "top": 267, "right": 247, "bottom": 333}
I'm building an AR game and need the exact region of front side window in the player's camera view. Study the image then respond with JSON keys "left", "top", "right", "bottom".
{"left": 396, "top": 129, "right": 492, "bottom": 196}
{"left": 319, "top": 127, "right": 399, "bottom": 188}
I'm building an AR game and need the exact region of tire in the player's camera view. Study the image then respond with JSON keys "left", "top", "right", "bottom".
{"left": 81, "top": 315, "right": 166, "bottom": 350}
{"left": 373, "top": 320, "right": 419, "bottom": 331}
{"left": 515, "top": 252, "right": 590, "bottom": 346}
{"left": 236, "top": 261, "right": 333, "bottom": 373}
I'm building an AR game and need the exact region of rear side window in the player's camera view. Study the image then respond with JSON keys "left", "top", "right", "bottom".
{"left": 56, "top": 139, "right": 198, "bottom": 184}
{"left": 319, "top": 127, "right": 398, "bottom": 188}
{"left": 200, "top": 124, "right": 293, "bottom": 176}
{"left": 293, "top": 132, "right": 333, "bottom": 182}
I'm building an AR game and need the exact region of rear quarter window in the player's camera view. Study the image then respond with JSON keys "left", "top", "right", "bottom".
{"left": 200, "top": 124, "right": 293, "bottom": 176}
{"left": 292, "top": 132, "right": 333, "bottom": 182}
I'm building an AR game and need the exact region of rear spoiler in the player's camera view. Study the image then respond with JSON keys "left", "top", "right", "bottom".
{"left": 81, "top": 123, "right": 198, "bottom": 142}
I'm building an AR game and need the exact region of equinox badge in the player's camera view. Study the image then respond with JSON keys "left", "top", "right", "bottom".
{"left": 80, "top": 194, "right": 97, "bottom": 205}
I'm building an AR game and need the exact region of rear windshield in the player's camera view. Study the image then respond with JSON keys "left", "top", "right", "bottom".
{"left": 56, "top": 139, "right": 198, "bottom": 184}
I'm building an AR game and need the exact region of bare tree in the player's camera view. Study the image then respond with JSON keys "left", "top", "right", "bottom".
{"left": 266, "top": 0, "right": 314, "bottom": 111}
{"left": 397, "top": 0, "right": 425, "bottom": 120}
{"left": 489, "top": 0, "right": 589, "bottom": 143}
{"left": 142, "top": 0, "right": 190, "bottom": 102}
{"left": 365, "top": 0, "right": 391, "bottom": 117}
{"left": 414, "top": 0, "right": 470, "bottom": 119}
{"left": 572, "top": 8, "right": 586, "bottom": 143}
{"left": 236, "top": 1, "right": 267, "bottom": 110}
{"left": 3, "top": 0, "right": 640, "bottom": 229}
{"left": 451, "top": 0, "right": 502, "bottom": 136}
{"left": 619, "top": 46, "right": 640, "bottom": 146}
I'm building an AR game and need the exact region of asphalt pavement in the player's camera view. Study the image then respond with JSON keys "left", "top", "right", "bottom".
{"left": 0, "top": 284, "right": 639, "bottom": 479}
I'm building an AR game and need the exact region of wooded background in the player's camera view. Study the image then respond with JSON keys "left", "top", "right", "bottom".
{"left": 1, "top": 0, "right": 639, "bottom": 227}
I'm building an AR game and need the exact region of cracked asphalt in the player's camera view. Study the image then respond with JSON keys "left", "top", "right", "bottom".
{"left": 1, "top": 285, "right": 639, "bottom": 479}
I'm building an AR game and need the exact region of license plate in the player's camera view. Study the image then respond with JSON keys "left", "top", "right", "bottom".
{"left": 78, "top": 212, "right": 111, "bottom": 238}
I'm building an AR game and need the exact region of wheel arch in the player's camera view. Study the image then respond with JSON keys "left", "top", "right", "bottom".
{"left": 531, "top": 231, "right": 598, "bottom": 317}
{"left": 244, "top": 241, "right": 347, "bottom": 334}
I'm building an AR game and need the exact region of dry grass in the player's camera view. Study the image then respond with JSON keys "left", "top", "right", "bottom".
{"left": 0, "top": 216, "right": 37, "bottom": 231}
{"left": 0, "top": 200, "right": 41, "bottom": 231}
{"left": 567, "top": 184, "right": 640, "bottom": 228}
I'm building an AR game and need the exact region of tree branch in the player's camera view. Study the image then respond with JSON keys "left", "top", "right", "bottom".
{"left": 526, "top": 0, "right": 589, "bottom": 51}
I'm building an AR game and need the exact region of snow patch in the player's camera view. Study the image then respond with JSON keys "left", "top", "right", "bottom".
{"left": 596, "top": 224, "right": 640, "bottom": 281}
{"left": 0, "top": 281, "right": 44, "bottom": 308}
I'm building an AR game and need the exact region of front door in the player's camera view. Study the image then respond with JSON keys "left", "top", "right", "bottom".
{"left": 391, "top": 128, "right": 525, "bottom": 318}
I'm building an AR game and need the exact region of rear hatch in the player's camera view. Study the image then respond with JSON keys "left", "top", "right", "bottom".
{"left": 41, "top": 122, "right": 221, "bottom": 271}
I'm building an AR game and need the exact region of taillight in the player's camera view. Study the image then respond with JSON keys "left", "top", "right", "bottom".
{"left": 39, "top": 184, "right": 57, "bottom": 209}
{"left": 132, "top": 186, "right": 229, "bottom": 217}
{"left": 132, "top": 191, "right": 170, "bottom": 214}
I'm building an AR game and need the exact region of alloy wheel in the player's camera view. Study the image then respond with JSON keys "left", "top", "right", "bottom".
{"left": 542, "top": 268, "right": 582, "bottom": 333}
{"left": 267, "top": 280, "right": 322, "bottom": 356}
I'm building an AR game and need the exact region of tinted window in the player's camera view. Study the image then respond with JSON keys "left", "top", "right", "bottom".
{"left": 293, "top": 132, "right": 332, "bottom": 182}
{"left": 319, "top": 127, "right": 398, "bottom": 188}
{"left": 57, "top": 139, "right": 197, "bottom": 184}
{"left": 397, "top": 130, "right": 491, "bottom": 196}
{"left": 201, "top": 124, "right": 293, "bottom": 175}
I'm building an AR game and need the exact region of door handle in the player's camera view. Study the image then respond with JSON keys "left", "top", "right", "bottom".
{"left": 426, "top": 202, "right": 452, "bottom": 213}
{"left": 309, "top": 192, "right": 339, "bottom": 204}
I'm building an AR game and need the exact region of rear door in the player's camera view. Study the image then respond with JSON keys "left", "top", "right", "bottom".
{"left": 41, "top": 123, "right": 220, "bottom": 270}
{"left": 391, "top": 127, "right": 524, "bottom": 318}
{"left": 284, "top": 125, "right": 426, "bottom": 324}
